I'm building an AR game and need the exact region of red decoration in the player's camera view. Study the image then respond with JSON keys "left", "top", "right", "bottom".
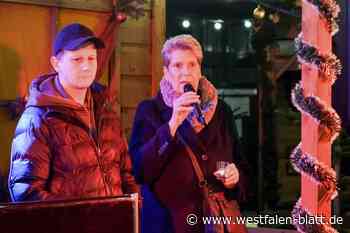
{"left": 290, "top": 0, "right": 341, "bottom": 232}
{"left": 117, "top": 12, "right": 127, "bottom": 23}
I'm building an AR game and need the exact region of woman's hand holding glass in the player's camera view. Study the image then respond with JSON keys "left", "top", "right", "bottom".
{"left": 214, "top": 162, "right": 240, "bottom": 189}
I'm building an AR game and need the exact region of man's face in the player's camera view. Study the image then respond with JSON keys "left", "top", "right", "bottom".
{"left": 52, "top": 44, "right": 97, "bottom": 91}
{"left": 163, "top": 49, "right": 202, "bottom": 94}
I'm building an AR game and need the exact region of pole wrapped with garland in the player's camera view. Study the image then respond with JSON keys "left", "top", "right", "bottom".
{"left": 290, "top": 0, "right": 341, "bottom": 232}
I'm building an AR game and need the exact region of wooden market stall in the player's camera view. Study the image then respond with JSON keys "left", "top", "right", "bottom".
{"left": 0, "top": 0, "right": 165, "bottom": 178}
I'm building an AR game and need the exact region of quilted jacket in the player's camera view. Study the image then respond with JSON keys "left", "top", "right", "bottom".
{"left": 9, "top": 74, "right": 139, "bottom": 201}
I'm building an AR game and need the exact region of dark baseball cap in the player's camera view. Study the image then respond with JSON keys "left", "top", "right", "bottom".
{"left": 53, "top": 23, "right": 105, "bottom": 56}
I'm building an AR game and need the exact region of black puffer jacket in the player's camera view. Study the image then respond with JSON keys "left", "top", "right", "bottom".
{"left": 8, "top": 74, "right": 139, "bottom": 201}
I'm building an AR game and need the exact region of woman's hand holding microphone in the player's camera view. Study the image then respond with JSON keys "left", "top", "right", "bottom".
{"left": 168, "top": 91, "right": 200, "bottom": 137}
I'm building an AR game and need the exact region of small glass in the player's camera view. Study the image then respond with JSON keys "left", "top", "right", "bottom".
{"left": 215, "top": 161, "right": 230, "bottom": 178}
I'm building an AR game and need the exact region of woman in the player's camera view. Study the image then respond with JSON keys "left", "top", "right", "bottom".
{"left": 129, "top": 34, "right": 248, "bottom": 233}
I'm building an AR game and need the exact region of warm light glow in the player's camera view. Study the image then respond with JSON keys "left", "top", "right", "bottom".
{"left": 253, "top": 5, "right": 265, "bottom": 19}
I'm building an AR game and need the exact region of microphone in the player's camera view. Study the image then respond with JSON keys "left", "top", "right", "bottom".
{"left": 183, "top": 83, "right": 207, "bottom": 126}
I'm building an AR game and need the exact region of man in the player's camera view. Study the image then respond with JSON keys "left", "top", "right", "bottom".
{"left": 8, "top": 23, "right": 139, "bottom": 201}
{"left": 129, "top": 35, "right": 248, "bottom": 233}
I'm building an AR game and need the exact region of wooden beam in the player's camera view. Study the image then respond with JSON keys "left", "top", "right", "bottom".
{"left": 0, "top": 0, "right": 113, "bottom": 12}
{"left": 150, "top": 0, "right": 165, "bottom": 96}
{"left": 0, "top": 0, "right": 153, "bottom": 12}
{"left": 49, "top": 6, "right": 58, "bottom": 52}
{"left": 272, "top": 55, "right": 297, "bottom": 81}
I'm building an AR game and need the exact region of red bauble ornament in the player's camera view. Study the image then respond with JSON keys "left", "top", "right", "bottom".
{"left": 117, "top": 12, "right": 127, "bottom": 23}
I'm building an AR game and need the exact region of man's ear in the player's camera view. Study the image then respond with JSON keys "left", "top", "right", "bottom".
{"left": 50, "top": 56, "right": 59, "bottom": 72}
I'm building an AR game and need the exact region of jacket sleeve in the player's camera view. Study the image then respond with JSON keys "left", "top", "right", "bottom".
{"left": 8, "top": 109, "right": 62, "bottom": 202}
{"left": 119, "top": 138, "right": 140, "bottom": 195}
{"left": 129, "top": 101, "right": 176, "bottom": 185}
{"left": 231, "top": 135, "right": 250, "bottom": 203}
{"left": 222, "top": 101, "right": 250, "bottom": 203}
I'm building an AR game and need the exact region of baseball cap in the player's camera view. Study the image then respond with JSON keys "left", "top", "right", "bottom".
{"left": 53, "top": 23, "right": 105, "bottom": 56}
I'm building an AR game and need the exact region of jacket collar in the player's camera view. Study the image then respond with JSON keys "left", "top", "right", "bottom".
{"left": 154, "top": 92, "right": 172, "bottom": 124}
{"left": 27, "top": 73, "right": 110, "bottom": 132}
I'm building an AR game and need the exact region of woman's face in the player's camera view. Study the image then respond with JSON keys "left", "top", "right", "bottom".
{"left": 163, "top": 49, "right": 202, "bottom": 94}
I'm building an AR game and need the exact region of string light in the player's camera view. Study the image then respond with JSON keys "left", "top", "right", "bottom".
{"left": 182, "top": 19, "right": 191, "bottom": 29}
{"left": 244, "top": 19, "right": 252, "bottom": 28}
{"left": 214, "top": 22, "right": 222, "bottom": 30}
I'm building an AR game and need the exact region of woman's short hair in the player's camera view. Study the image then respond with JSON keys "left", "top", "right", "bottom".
{"left": 161, "top": 34, "right": 203, "bottom": 67}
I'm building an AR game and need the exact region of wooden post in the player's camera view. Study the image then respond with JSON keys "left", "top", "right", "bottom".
{"left": 301, "top": 0, "right": 332, "bottom": 219}
{"left": 150, "top": 0, "right": 165, "bottom": 96}
{"left": 257, "top": 69, "right": 264, "bottom": 212}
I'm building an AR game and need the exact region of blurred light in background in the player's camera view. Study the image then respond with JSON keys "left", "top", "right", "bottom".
{"left": 182, "top": 19, "right": 191, "bottom": 28}
{"left": 244, "top": 19, "right": 252, "bottom": 29}
{"left": 214, "top": 22, "right": 223, "bottom": 31}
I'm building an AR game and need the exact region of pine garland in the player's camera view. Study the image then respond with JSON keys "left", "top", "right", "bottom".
{"left": 295, "top": 34, "right": 342, "bottom": 85}
{"left": 292, "top": 200, "right": 339, "bottom": 233}
{"left": 290, "top": 144, "right": 337, "bottom": 194}
{"left": 305, "top": 0, "right": 340, "bottom": 35}
{"left": 291, "top": 83, "right": 341, "bottom": 142}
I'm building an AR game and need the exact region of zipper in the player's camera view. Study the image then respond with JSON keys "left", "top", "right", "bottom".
{"left": 93, "top": 139, "right": 110, "bottom": 196}
{"left": 88, "top": 103, "right": 110, "bottom": 197}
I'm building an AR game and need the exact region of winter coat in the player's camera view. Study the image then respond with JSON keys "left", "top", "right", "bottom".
{"left": 129, "top": 92, "right": 248, "bottom": 233}
{"left": 9, "top": 74, "right": 139, "bottom": 201}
